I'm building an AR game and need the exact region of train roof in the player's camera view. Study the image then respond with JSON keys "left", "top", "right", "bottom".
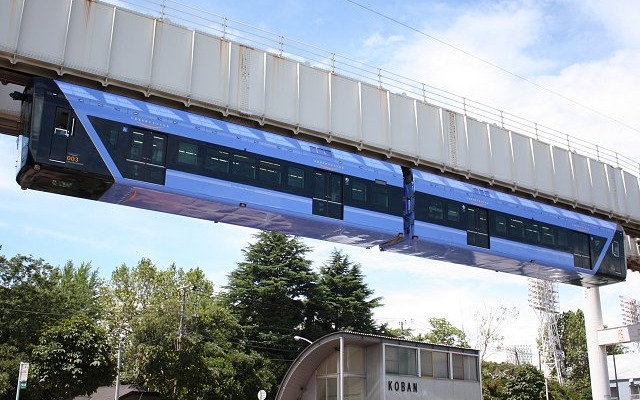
{"left": 54, "top": 79, "right": 403, "bottom": 181}
{"left": 412, "top": 167, "right": 617, "bottom": 231}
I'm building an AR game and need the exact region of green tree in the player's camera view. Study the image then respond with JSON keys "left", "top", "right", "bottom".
{"left": 306, "top": 249, "right": 382, "bottom": 337}
{"left": 222, "top": 232, "right": 316, "bottom": 383}
{"left": 557, "top": 310, "right": 590, "bottom": 396}
{"left": 504, "top": 364, "right": 546, "bottom": 400}
{"left": 0, "top": 255, "right": 105, "bottom": 400}
{"left": 31, "top": 315, "right": 114, "bottom": 399}
{"left": 413, "top": 317, "right": 470, "bottom": 348}
{"left": 481, "top": 361, "right": 510, "bottom": 400}
{"left": 103, "top": 259, "right": 275, "bottom": 400}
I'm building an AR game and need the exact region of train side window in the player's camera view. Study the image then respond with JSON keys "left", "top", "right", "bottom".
{"left": 612, "top": 241, "right": 620, "bottom": 257}
{"left": 447, "top": 203, "right": 461, "bottom": 223}
{"left": 204, "top": 148, "right": 230, "bottom": 174}
{"left": 372, "top": 185, "right": 389, "bottom": 209}
{"left": 150, "top": 135, "right": 166, "bottom": 166}
{"left": 351, "top": 180, "right": 367, "bottom": 202}
{"left": 258, "top": 160, "right": 281, "bottom": 186}
{"left": 287, "top": 166, "right": 305, "bottom": 189}
{"left": 129, "top": 131, "right": 145, "bottom": 161}
{"left": 541, "top": 226, "right": 555, "bottom": 247}
{"left": 232, "top": 154, "right": 256, "bottom": 180}
{"left": 508, "top": 218, "right": 525, "bottom": 241}
{"left": 493, "top": 214, "right": 507, "bottom": 236}
{"left": 557, "top": 230, "right": 568, "bottom": 251}
{"left": 428, "top": 199, "right": 444, "bottom": 221}
{"left": 177, "top": 141, "right": 199, "bottom": 166}
{"left": 525, "top": 222, "right": 540, "bottom": 244}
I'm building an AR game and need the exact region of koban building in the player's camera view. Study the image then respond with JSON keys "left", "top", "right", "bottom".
{"left": 277, "top": 332, "right": 481, "bottom": 400}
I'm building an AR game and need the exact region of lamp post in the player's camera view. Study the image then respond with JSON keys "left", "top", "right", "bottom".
{"left": 293, "top": 335, "right": 312, "bottom": 345}
{"left": 114, "top": 332, "right": 125, "bottom": 400}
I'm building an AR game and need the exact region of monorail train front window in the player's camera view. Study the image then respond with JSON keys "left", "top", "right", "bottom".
{"left": 54, "top": 108, "right": 70, "bottom": 133}
{"left": 612, "top": 240, "right": 620, "bottom": 257}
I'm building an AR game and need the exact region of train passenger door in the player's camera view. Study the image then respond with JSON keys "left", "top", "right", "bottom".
{"left": 466, "top": 205, "right": 489, "bottom": 248}
{"left": 123, "top": 129, "right": 167, "bottom": 184}
{"left": 313, "top": 170, "right": 343, "bottom": 220}
{"left": 49, "top": 107, "right": 74, "bottom": 162}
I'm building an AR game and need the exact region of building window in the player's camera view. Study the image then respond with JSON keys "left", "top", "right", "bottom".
{"left": 316, "top": 377, "right": 337, "bottom": 400}
{"left": 452, "top": 353, "right": 479, "bottom": 381}
{"left": 344, "top": 377, "right": 365, "bottom": 400}
{"left": 433, "top": 351, "right": 449, "bottom": 379}
{"left": 345, "top": 346, "right": 365, "bottom": 374}
{"left": 316, "top": 346, "right": 365, "bottom": 400}
{"left": 385, "top": 345, "right": 417, "bottom": 376}
{"left": 421, "top": 350, "right": 450, "bottom": 379}
{"left": 420, "top": 350, "right": 433, "bottom": 377}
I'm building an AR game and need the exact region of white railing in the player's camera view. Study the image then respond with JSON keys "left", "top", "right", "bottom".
{"left": 103, "top": 0, "right": 640, "bottom": 177}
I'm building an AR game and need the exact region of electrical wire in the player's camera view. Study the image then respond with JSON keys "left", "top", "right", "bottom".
{"left": 344, "top": 0, "right": 640, "bottom": 135}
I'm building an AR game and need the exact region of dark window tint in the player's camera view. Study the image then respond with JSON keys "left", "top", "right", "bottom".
{"left": 232, "top": 154, "right": 256, "bottom": 180}
{"left": 508, "top": 218, "right": 525, "bottom": 240}
{"left": 428, "top": 199, "right": 444, "bottom": 221}
{"left": 571, "top": 232, "right": 591, "bottom": 269}
{"left": 494, "top": 214, "right": 507, "bottom": 236}
{"left": 178, "top": 141, "right": 198, "bottom": 166}
{"left": 204, "top": 148, "right": 230, "bottom": 174}
{"left": 351, "top": 180, "right": 367, "bottom": 202}
{"left": 287, "top": 166, "right": 305, "bottom": 189}
{"left": 372, "top": 185, "right": 388, "bottom": 209}
{"left": 259, "top": 160, "right": 281, "bottom": 185}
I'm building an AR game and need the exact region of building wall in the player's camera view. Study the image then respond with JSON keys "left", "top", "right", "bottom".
{"left": 383, "top": 374, "right": 481, "bottom": 400}
{"left": 298, "top": 340, "right": 481, "bottom": 400}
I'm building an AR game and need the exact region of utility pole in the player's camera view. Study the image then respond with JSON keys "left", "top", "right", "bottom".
{"left": 114, "top": 334, "right": 123, "bottom": 400}
{"left": 176, "top": 285, "right": 193, "bottom": 351}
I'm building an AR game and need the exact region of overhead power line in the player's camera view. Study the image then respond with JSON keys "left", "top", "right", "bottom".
{"left": 344, "top": 0, "right": 640, "bottom": 136}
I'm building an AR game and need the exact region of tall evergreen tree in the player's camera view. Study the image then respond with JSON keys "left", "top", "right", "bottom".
{"left": 222, "top": 232, "right": 316, "bottom": 382}
{"left": 305, "top": 249, "right": 382, "bottom": 337}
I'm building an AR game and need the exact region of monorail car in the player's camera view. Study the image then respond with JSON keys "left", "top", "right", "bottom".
{"left": 14, "top": 78, "right": 626, "bottom": 286}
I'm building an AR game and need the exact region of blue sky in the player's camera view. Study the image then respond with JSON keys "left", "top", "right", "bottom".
{"left": 1, "top": 0, "right": 640, "bottom": 358}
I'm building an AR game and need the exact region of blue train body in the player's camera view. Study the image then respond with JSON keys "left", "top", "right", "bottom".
{"left": 15, "top": 78, "right": 626, "bottom": 286}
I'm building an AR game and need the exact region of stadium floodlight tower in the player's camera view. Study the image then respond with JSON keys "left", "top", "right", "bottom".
{"left": 528, "top": 278, "right": 564, "bottom": 385}
{"left": 505, "top": 344, "right": 533, "bottom": 366}
{"left": 620, "top": 295, "right": 640, "bottom": 351}
{"left": 620, "top": 295, "right": 640, "bottom": 326}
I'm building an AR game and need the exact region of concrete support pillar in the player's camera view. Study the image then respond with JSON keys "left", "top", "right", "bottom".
{"left": 584, "top": 287, "right": 611, "bottom": 399}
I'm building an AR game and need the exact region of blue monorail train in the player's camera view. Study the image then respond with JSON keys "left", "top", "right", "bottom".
{"left": 13, "top": 78, "right": 626, "bottom": 286}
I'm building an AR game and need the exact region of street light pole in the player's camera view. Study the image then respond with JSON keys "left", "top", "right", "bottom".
{"left": 293, "top": 335, "right": 312, "bottom": 345}
{"left": 114, "top": 333, "right": 124, "bottom": 400}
